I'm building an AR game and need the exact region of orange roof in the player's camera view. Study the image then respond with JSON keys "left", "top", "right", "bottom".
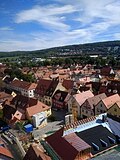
{"left": 26, "top": 101, "right": 50, "bottom": 117}
{"left": 0, "top": 146, "right": 13, "bottom": 159}
{"left": 102, "top": 94, "right": 120, "bottom": 109}
{"left": 73, "top": 90, "right": 94, "bottom": 106}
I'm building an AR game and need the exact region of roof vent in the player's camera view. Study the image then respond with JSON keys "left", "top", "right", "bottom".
{"left": 108, "top": 136, "right": 116, "bottom": 144}
{"left": 92, "top": 142, "right": 99, "bottom": 151}
{"left": 100, "top": 139, "right": 108, "bottom": 147}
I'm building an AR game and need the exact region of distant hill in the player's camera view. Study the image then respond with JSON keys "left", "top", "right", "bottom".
{"left": 0, "top": 40, "right": 120, "bottom": 58}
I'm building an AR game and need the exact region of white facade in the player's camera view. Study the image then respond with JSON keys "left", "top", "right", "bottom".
{"left": 65, "top": 114, "right": 74, "bottom": 125}
{"left": 32, "top": 112, "right": 47, "bottom": 128}
{"left": 21, "top": 89, "right": 35, "bottom": 97}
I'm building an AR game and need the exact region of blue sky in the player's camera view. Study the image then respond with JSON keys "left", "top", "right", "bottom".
{"left": 0, "top": 0, "right": 120, "bottom": 51}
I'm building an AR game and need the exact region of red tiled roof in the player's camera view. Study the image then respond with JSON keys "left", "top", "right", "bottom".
{"left": 23, "top": 144, "right": 51, "bottom": 160}
{"left": 0, "top": 146, "right": 13, "bottom": 159}
{"left": 10, "top": 95, "right": 38, "bottom": 110}
{"left": 45, "top": 78, "right": 59, "bottom": 97}
{"left": 64, "top": 133, "right": 91, "bottom": 152}
{"left": 35, "top": 79, "right": 52, "bottom": 96}
{"left": 62, "top": 79, "right": 74, "bottom": 90}
{"left": 46, "top": 128, "right": 78, "bottom": 160}
{"left": 102, "top": 94, "right": 120, "bottom": 109}
{"left": 100, "top": 66, "right": 114, "bottom": 76}
{"left": 0, "top": 92, "right": 12, "bottom": 100}
{"left": 10, "top": 80, "right": 37, "bottom": 90}
{"left": 3, "top": 105, "right": 16, "bottom": 120}
{"left": 85, "top": 93, "right": 107, "bottom": 109}
{"left": 73, "top": 90, "right": 94, "bottom": 106}
{"left": 26, "top": 101, "right": 50, "bottom": 117}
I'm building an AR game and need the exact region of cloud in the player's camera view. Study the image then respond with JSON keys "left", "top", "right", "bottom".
{"left": 15, "top": 4, "right": 77, "bottom": 31}
{"left": 1, "top": 0, "right": 120, "bottom": 51}
{"left": 0, "top": 28, "right": 93, "bottom": 51}
{"left": 0, "top": 27, "right": 13, "bottom": 31}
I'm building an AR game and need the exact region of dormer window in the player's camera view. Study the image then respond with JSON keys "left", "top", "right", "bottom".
{"left": 100, "top": 139, "right": 108, "bottom": 147}
{"left": 113, "top": 90, "right": 117, "bottom": 93}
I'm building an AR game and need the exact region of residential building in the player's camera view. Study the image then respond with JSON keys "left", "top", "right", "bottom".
{"left": 23, "top": 143, "right": 51, "bottom": 160}
{"left": 107, "top": 101, "right": 120, "bottom": 118}
{"left": 26, "top": 101, "right": 51, "bottom": 128}
{"left": 3, "top": 95, "right": 51, "bottom": 127}
{"left": 68, "top": 90, "right": 94, "bottom": 117}
{"left": 35, "top": 78, "right": 52, "bottom": 102}
{"left": 9, "top": 80, "right": 37, "bottom": 97}
{"left": 0, "top": 92, "right": 12, "bottom": 108}
{"left": 35, "top": 78, "right": 66, "bottom": 106}
{"left": 81, "top": 93, "right": 107, "bottom": 118}
{"left": 52, "top": 90, "right": 69, "bottom": 110}
{"left": 46, "top": 128, "right": 92, "bottom": 160}
{"left": 62, "top": 79, "right": 74, "bottom": 92}
{"left": 95, "top": 94, "right": 120, "bottom": 115}
{"left": 45, "top": 114, "right": 118, "bottom": 160}
{"left": 100, "top": 66, "right": 115, "bottom": 77}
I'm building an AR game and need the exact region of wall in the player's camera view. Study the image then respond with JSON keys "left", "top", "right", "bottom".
{"left": 107, "top": 104, "right": 120, "bottom": 117}
{"left": 81, "top": 101, "right": 94, "bottom": 118}
{"left": 95, "top": 101, "right": 107, "bottom": 115}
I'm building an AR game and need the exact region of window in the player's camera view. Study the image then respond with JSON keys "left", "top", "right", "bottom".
{"left": 114, "top": 108, "right": 117, "bottom": 112}
{"left": 97, "top": 108, "right": 99, "bottom": 112}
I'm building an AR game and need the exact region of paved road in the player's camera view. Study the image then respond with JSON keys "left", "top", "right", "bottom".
{"left": 32, "top": 121, "right": 63, "bottom": 139}
{"left": 32, "top": 110, "right": 67, "bottom": 139}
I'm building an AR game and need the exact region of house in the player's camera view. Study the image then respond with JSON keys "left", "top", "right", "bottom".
{"left": 107, "top": 79, "right": 120, "bottom": 95}
{"left": 35, "top": 78, "right": 52, "bottom": 102}
{"left": 3, "top": 95, "right": 51, "bottom": 127}
{"left": 23, "top": 143, "right": 51, "bottom": 160}
{"left": 98, "top": 79, "right": 120, "bottom": 96}
{"left": 3, "top": 105, "right": 16, "bottom": 123}
{"left": 9, "top": 80, "right": 37, "bottom": 97}
{"left": 26, "top": 101, "right": 51, "bottom": 128}
{"left": 52, "top": 90, "right": 69, "bottom": 110}
{"left": 95, "top": 94, "right": 120, "bottom": 115}
{"left": 44, "top": 78, "right": 59, "bottom": 106}
{"left": 62, "top": 79, "right": 74, "bottom": 91}
{"left": 107, "top": 101, "right": 120, "bottom": 118}
{"left": 45, "top": 113, "right": 118, "bottom": 159}
{"left": 0, "top": 139, "right": 13, "bottom": 159}
{"left": 68, "top": 90, "right": 94, "bottom": 117}
{"left": 0, "top": 92, "right": 12, "bottom": 108}
{"left": 63, "top": 114, "right": 118, "bottom": 158}
{"left": 3, "top": 75, "right": 18, "bottom": 85}
{"left": 46, "top": 128, "right": 92, "bottom": 160}
{"left": 100, "top": 66, "right": 115, "bottom": 77}
{"left": 35, "top": 77, "right": 67, "bottom": 106}
{"left": 81, "top": 93, "right": 107, "bottom": 118}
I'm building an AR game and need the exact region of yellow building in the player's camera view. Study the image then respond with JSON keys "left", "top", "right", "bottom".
{"left": 107, "top": 101, "right": 120, "bottom": 118}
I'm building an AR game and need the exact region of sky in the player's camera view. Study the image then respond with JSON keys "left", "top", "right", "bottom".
{"left": 0, "top": 0, "right": 120, "bottom": 51}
